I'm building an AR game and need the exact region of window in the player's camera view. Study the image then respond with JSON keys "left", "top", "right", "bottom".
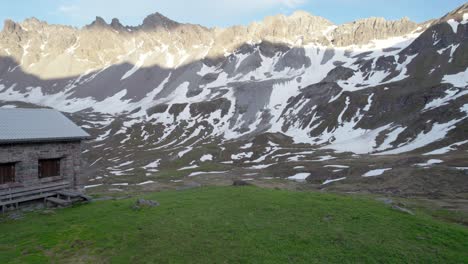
{"left": 38, "top": 159, "right": 61, "bottom": 178}
{"left": 0, "top": 163, "right": 15, "bottom": 184}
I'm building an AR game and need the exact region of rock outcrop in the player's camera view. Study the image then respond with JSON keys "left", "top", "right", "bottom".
{"left": 330, "top": 17, "right": 418, "bottom": 46}
{"left": 0, "top": 8, "right": 430, "bottom": 79}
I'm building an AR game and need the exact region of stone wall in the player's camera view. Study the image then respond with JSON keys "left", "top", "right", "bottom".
{"left": 0, "top": 141, "right": 85, "bottom": 190}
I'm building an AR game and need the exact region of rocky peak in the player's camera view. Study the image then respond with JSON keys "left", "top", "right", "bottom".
{"left": 438, "top": 3, "right": 468, "bottom": 22}
{"left": 19, "top": 17, "right": 49, "bottom": 31}
{"left": 2, "top": 19, "right": 22, "bottom": 34}
{"left": 22, "top": 17, "right": 42, "bottom": 25}
{"left": 140, "top": 12, "right": 180, "bottom": 31}
{"left": 110, "top": 18, "right": 125, "bottom": 31}
{"left": 86, "top": 16, "right": 109, "bottom": 29}
{"left": 239, "top": 10, "right": 334, "bottom": 45}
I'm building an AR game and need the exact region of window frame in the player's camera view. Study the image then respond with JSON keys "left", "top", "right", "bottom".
{"left": 38, "top": 158, "right": 62, "bottom": 179}
{"left": 0, "top": 162, "right": 16, "bottom": 185}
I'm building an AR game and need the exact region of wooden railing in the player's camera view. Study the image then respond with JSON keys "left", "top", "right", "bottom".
{"left": 0, "top": 181, "right": 71, "bottom": 212}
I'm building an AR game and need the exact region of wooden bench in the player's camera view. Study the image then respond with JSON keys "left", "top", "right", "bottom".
{"left": 0, "top": 181, "right": 71, "bottom": 212}
{"left": 45, "top": 197, "right": 72, "bottom": 207}
{"left": 56, "top": 190, "right": 92, "bottom": 202}
{"left": 43, "top": 190, "right": 93, "bottom": 207}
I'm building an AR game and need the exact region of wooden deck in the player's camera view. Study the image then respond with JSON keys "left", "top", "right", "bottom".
{"left": 0, "top": 181, "right": 90, "bottom": 212}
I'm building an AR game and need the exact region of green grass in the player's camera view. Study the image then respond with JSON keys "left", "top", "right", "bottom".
{"left": 0, "top": 187, "right": 467, "bottom": 263}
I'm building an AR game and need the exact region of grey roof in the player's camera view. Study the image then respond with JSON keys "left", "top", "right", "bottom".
{"left": 0, "top": 108, "right": 90, "bottom": 144}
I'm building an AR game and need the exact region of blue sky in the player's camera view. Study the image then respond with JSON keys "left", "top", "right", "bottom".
{"left": 0, "top": 0, "right": 466, "bottom": 28}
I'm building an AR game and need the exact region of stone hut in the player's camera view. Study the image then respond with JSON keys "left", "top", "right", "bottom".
{"left": 0, "top": 108, "right": 90, "bottom": 191}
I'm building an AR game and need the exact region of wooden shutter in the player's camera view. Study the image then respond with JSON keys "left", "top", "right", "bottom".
{"left": 39, "top": 159, "right": 61, "bottom": 178}
{"left": 0, "top": 163, "right": 15, "bottom": 184}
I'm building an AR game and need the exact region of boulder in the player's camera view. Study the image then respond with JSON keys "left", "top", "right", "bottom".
{"left": 133, "top": 199, "right": 160, "bottom": 210}
{"left": 233, "top": 180, "right": 251, "bottom": 186}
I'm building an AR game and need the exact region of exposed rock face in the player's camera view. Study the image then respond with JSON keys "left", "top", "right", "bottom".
{"left": 0, "top": 9, "right": 423, "bottom": 79}
{"left": 110, "top": 18, "right": 125, "bottom": 31}
{"left": 140, "top": 12, "right": 181, "bottom": 31}
{"left": 232, "top": 180, "right": 251, "bottom": 186}
{"left": 87, "top": 16, "right": 108, "bottom": 29}
{"left": 3, "top": 19, "right": 21, "bottom": 34}
{"left": 330, "top": 17, "right": 418, "bottom": 46}
{"left": 244, "top": 11, "right": 334, "bottom": 44}
{"left": 133, "top": 199, "right": 160, "bottom": 209}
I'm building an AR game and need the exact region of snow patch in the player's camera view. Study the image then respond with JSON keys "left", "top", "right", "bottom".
{"left": 231, "top": 152, "right": 254, "bottom": 160}
{"left": 84, "top": 184, "right": 103, "bottom": 189}
{"left": 143, "top": 159, "right": 160, "bottom": 170}
{"left": 287, "top": 173, "right": 311, "bottom": 182}
{"left": 137, "top": 181, "right": 155, "bottom": 186}
{"left": 200, "top": 154, "right": 213, "bottom": 162}
{"left": 178, "top": 165, "right": 199, "bottom": 170}
{"left": 362, "top": 168, "right": 392, "bottom": 177}
{"left": 447, "top": 19, "right": 459, "bottom": 34}
{"left": 0, "top": 105, "right": 16, "bottom": 108}
{"left": 424, "top": 140, "right": 468, "bottom": 155}
{"left": 240, "top": 143, "right": 253, "bottom": 149}
{"left": 424, "top": 88, "right": 468, "bottom": 111}
{"left": 324, "top": 165, "right": 350, "bottom": 169}
{"left": 177, "top": 147, "right": 193, "bottom": 158}
{"left": 188, "top": 171, "right": 228, "bottom": 177}
{"left": 442, "top": 68, "right": 468, "bottom": 87}
{"left": 248, "top": 164, "right": 273, "bottom": 169}
{"left": 322, "top": 177, "right": 346, "bottom": 185}
{"left": 379, "top": 119, "right": 465, "bottom": 155}
{"left": 415, "top": 159, "right": 443, "bottom": 167}
{"left": 312, "top": 155, "right": 336, "bottom": 161}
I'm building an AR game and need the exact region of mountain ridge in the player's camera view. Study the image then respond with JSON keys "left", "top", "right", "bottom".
{"left": 0, "top": 4, "right": 467, "bottom": 188}
{"left": 0, "top": 7, "right": 431, "bottom": 81}
{"left": 2, "top": 9, "right": 417, "bottom": 31}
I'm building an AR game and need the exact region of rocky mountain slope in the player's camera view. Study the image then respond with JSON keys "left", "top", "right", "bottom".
{"left": 0, "top": 4, "right": 467, "bottom": 195}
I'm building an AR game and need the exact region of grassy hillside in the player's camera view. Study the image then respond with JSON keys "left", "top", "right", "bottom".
{"left": 0, "top": 187, "right": 467, "bottom": 263}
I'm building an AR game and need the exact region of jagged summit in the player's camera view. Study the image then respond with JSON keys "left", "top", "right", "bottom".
{"left": 439, "top": 2, "right": 468, "bottom": 22}
{"left": 2, "top": 19, "right": 20, "bottom": 33}
{"left": 0, "top": 6, "right": 449, "bottom": 79}
{"left": 84, "top": 16, "right": 128, "bottom": 31}
{"left": 110, "top": 18, "right": 125, "bottom": 30}
{"left": 22, "top": 17, "right": 44, "bottom": 25}
{"left": 140, "top": 12, "right": 180, "bottom": 30}
{"left": 86, "top": 16, "right": 108, "bottom": 29}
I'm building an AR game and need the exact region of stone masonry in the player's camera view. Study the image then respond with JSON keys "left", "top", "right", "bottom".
{"left": 0, "top": 141, "right": 85, "bottom": 190}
